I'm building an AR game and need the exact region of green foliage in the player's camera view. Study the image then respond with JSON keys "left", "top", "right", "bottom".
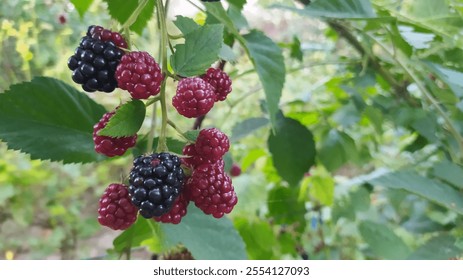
{"left": 274, "top": 0, "right": 376, "bottom": 19}
{"left": 98, "top": 100, "right": 146, "bottom": 137}
{"left": 231, "top": 117, "right": 269, "bottom": 142}
{"left": 0, "top": 77, "right": 106, "bottom": 164}
{"left": 71, "top": 0, "right": 93, "bottom": 18}
{"left": 171, "top": 24, "right": 224, "bottom": 77}
{"left": 103, "top": 0, "right": 155, "bottom": 34}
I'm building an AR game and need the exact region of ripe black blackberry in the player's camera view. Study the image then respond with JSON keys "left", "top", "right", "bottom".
{"left": 67, "top": 34, "right": 124, "bottom": 92}
{"left": 128, "top": 153, "right": 185, "bottom": 218}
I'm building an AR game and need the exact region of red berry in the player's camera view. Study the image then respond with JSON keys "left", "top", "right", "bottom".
{"left": 98, "top": 183, "right": 138, "bottom": 230}
{"left": 230, "top": 164, "right": 241, "bottom": 177}
{"left": 202, "top": 68, "right": 232, "bottom": 102}
{"left": 185, "top": 163, "right": 237, "bottom": 218}
{"left": 87, "top": 25, "right": 128, "bottom": 49}
{"left": 93, "top": 111, "right": 137, "bottom": 157}
{"left": 153, "top": 194, "right": 189, "bottom": 224}
{"left": 172, "top": 77, "right": 215, "bottom": 118}
{"left": 195, "top": 128, "right": 230, "bottom": 162}
{"left": 58, "top": 14, "right": 66, "bottom": 25}
{"left": 115, "top": 51, "right": 164, "bottom": 99}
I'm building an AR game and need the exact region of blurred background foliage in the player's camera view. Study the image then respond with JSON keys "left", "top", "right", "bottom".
{"left": 1, "top": 0, "right": 463, "bottom": 259}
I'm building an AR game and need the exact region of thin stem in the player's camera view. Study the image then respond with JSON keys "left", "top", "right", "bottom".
{"left": 145, "top": 95, "right": 162, "bottom": 107}
{"left": 167, "top": 119, "right": 190, "bottom": 141}
{"left": 156, "top": 0, "right": 169, "bottom": 152}
{"left": 146, "top": 103, "right": 157, "bottom": 153}
{"left": 121, "top": 0, "right": 150, "bottom": 30}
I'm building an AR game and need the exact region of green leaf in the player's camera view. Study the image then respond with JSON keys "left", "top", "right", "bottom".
{"left": 290, "top": 36, "right": 303, "bottom": 62}
{"left": 161, "top": 206, "right": 247, "bottom": 260}
{"left": 0, "top": 77, "right": 107, "bottom": 164}
{"left": 204, "top": 2, "right": 238, "bottom": 34}
{"left": 0, "top": 184, "right": 15, "bottom": 205}
{"left": 319, "top": 129, "right": 357, "bottom": 172}
{"left": 227, "top": 0, "right": 246, "bottom": 10}
{"left": 244, "top": 30, "right": 285, "bottom": 129}
{"left": 171, "top": 24, "right": 224, "bottom": 77}
{"left": 113, "top": 218, "right": 154, "bottom": 253}
{"left": 267, "top": 185, "right": 307, "bottom": 229}
{"left": 103, "top": 0, "right": 155, "bottom": 34}
{"left": 370, "top": 171, "right": 463, "bottom": 215}
{"left": 184, "top": 130, "right": 200, "bottom": 142}
{"left": 268, "top": 115, "right": 315, "bottom": 186}
{"left": 133, "top": 137, "right": 186, "bottom": 156}
{"left": 273, "top": 0, "right": 376, "bottom": 19}
{"left": 307, "top": 168, "right": 335, "bottom": 206}
{"left": 70, "top": 0, "right": 93, "bottom": 18}
{"left": 235, "top": 217, "right": 276, "bottom": 259}
{"left": 359, "top": 221, "right": 411, "bottom": 259}
{"left": 408, "top": 235, "right": 462, "bottom": 260}
{"left": 231, "top": 117, "right": 269, "bottom": 142}
{"left": 173, "top": 16, "right": 200, "bottom": 35}
{"left": 431, "top": 161, "right": 463, "bottom": 190}
{"left": 219, "top": 44, "right": 238, "bottom": 63}
{"left": 332, "top": 101, "right": 361, "bottom": 127}
{"left": 228, "top": 4, "right": 249, "bottom": 29}
{"left": 425, "top": 62, "right": 463, "bottom": 98}
{"left": 98, "top": 100, "right": 145, "bottom": 137}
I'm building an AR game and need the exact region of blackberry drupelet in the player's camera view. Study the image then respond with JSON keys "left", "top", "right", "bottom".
{"left": 128, "top": 153, "right": 185, "bottom": 218}
{"left": 67, "top": 33, "right": 124, "bottom": 92}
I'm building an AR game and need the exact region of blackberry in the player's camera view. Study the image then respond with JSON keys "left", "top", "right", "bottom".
{"left": 128, "top": 153, "right": 185, "bottom": 218}
{"left": 195, "top": 128, "right": 230, "bottom": 162}
{"left": 185, "top": 162, "right": 237, "bottom": 218}
{"left": 230, "top": 163, "right": 241, "bottom": 177}
{"left": 172, "top": 77, "right": 215, "bottom": 118}
{"left": 115, "top": 51, "right": 164, "bottom": 99}
{"left": 98, "top": 183, "right": 138, "bottom": 230}
{"left": 93, "top": 111, "right": 137, "bottom": 157}
{"left": 202, "top": 67, "right": 232, "bottom": 102}
{"left": 67, "top": 34, "right": 124, "bottom": 92}
{"left": 153, "top": 193, "right": 189, "bottom": 224}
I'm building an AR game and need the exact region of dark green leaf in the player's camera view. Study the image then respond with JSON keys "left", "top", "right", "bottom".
{"left": 370, "top": 171, "right": 463, "bottom": 215}
{"left": 161, "top": 206, "right": 247, "bottom": 260}
{"left": 173, "top": 16, "right": 200, "bottom": 35}
{"left": 0, "top": 77, "right": 106, "bottom": 163}
{"left": 273, "top": 0, "right": 376, "bottom": 19}
{"left": 98, "top": 100, "right": 145, "bottom": 137}
{"left": 171, "top": 24, "right": 224, "bottom": 77}
{"left": 431, "top": 161, "right": 463, "bottom": 190}
{"left": 319, "top": 129, "right": 357, "bottom": 172}
{"left": 227, "top": 0, "right": 246, "bottom": 10}
{"left": 113, "top": 218, "right": 153, "bottom": 253}
{"left": 244, "top": 30, "right": 285, "bottom": 129}
{"left": 408, "top": 235, "right": 462, "bottom": 260}
{"left": 268, "top": 115, "right": 315, "bottom": 186}
{"left": 359, "top": 221, "right": 411, "bottom": 259}
{"left": 103, "top": 0, "right": 155, "bottom": 34}
{"left": 70, "top": 0, "right": 93, "bottom": 18}
{"left": 231, "top": 117, "right": 269, "bottom": 142}
{"left": 204, "top": 2, "right": 238, "bottom": 34}
{"left": 290, "top": 36, "right": 303, "bottom": 62}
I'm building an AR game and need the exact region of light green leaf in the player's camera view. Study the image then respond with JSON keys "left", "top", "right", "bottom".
{"left": 431, "top": 161, "right": 463, "bottom": 190}
{"left": 425, "top": 62, "right": 463, "bottom": 98}
{"left": 171, "top": 24, "right": 224, "bottom": 77}
{"left": 231, "top": 117, "right": 269, "bottom": 142}
{"left": 359, "top": 221, "right": 411, "bottom": 259}
{"left": 103, "top": 0, "right": 155, "bottom": 34}
{"left": 219, "top": 44, "right": 238, "bottom": 63}
{"left": 113, "top": 218, "right": 155, "bottom": 253}
{"left": 173, "top": 16, "right": 200, "bottom": 35}
{"left": 161, "top": 206, "right": 247, "bottom": 260}
{"left": 204, "top": 2, "right": 238, "bottom": 34}
{"left": 70, "top": 0, "right": 93, "bottom": 18}
{"left": 235, "top": 217, "right": 276, "bottom": 259}
{"left": 0, "top": 184, "right": 15, "bottom": 205}
{"left": 370, "top": 171, "right": 463, "bottom": 215}
{"left": 268, "top": 114, "right": 315, "bottom": 186}
{"left": 98, "top": 100, "right": 145, "bottom": 137}
{"left": 273, "top": 0, "right": 376, "bottom": 19}
{"left": 0, "top": 77, "right": 107, "bottom": 163}
{"left": 307, "top": 168, "right": 335, "bottom": 206}
{"left": 408, "top": 235, "right": 462, "bottom": 260}
{"left": 244, "top": 30, "right": 285, "bottom": 129}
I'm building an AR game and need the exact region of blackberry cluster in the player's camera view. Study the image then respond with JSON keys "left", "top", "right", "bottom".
{"left": 67, "top": 34, "right": 124, "bottom": 92}
{"left": 128, "top": 153, "right": 185, "bottom": 218}
{"left": 98, "top": 183, "right": 138, "bottom": 230}
{"left": 93, "top": 110, "right": 137, "bottom": 157}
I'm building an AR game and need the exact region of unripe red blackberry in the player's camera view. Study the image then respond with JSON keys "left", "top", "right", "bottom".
{"left": 128, "top": 153, "right": 185, "bottom": 218}
{"left": 230, "top": 164, "right": 241, "bottom": 177}
{"left": 153, "top": 194, "right": 189, "bottom": 224}
{"left": 87, "top": 25, "right": 128, "bottom": 49}
{"left": 172, "top": 77, "right": 215, "bottom": 118}
{"left": 93, "top": 111, "right": 137, "bottom": 157}
{"left": 115, "top": 51, "right": 164, "bottom": 99}
{"left": 202, "top": 67, "right": 232, "bottom": 102}
{"left": 195, "top": 128, "right": 230, "bottom": 162}
{"left": 185, "top": 162, "right": 237, "bottom": 218}
{"left": 98, "top": 183, "right": 138, "bottom": 230}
